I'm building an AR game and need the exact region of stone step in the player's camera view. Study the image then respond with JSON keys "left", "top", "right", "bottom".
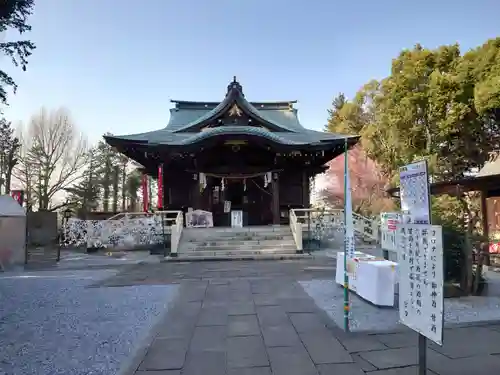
{"left": 178, "top": 225, "right": 298, "bottom": 259}
{"left": 181, "top": 246, "right": 297, "bottom": 253}
{"left": 182, "top": 227, "right": 293, "bottom": 239}
{"left": 181, "top": 245, "right": 298, "bottom": 253}
{"left": 184, "top": 239, "right": 295, "bottom": 247}
{"left": 182, "top": 232, "right": 293, "bottom": 240}
{"left": 183, "top": 235, "right": 294, "bottom": 242}
{"left": 165, "top": 253, "right": 311, "bottom": 262}
{"left": 183, "top": 225, "right": 290, "bottom": 232}
{"left": 179, "top": 248, "right": 299, "bottom": 257}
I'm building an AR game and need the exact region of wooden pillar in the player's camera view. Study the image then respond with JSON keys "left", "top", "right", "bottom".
{"left": 302, "top": 170, "right": 310, "bottom": 208}
{"left": 480, "top": 189, "right": 490, "bottom": 266}
{"left": 192, "top": 174, "right": 201, "bottom": 210}
{"left": 272, "top": 172, "right": 280, "bottom": 225}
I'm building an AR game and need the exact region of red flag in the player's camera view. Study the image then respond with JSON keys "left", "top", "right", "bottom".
{"left": 157, "top": 164, "right": 164, "bottom": 209}
{"left": 142, "top": 173, "right": 149, "bottom": 212}
{"left": 10, "top": 190, "right": 24, "bottom": 206}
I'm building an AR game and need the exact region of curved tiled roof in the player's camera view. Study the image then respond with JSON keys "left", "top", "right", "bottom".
{"left": 104, "top": 78, "right": 359, "bottom": 148}
{"left": 105, "top": 126, "right": 354, "bottom": 147}
{"left": 165, "top": 107, "right": 305, "bottom": 133}
{"left": 170, "top": 82, "right": 298, "bottom": 133}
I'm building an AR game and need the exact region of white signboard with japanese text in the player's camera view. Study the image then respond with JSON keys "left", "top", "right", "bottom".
{"left": 380, "top": 212, "right": 402, "bottom": 252}
{"left": 231, "top": 210, "right": 243, "bottom": 228}
{"left": 399, "top": 161, "right": 431, "bottom": 224}
{"left": 397, "top": 224, "right": 444, "bottom": 345}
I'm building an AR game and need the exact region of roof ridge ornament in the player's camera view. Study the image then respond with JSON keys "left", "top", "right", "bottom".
{"left": 228, "top": 103, "right": 243, "bottom": 117}
{"left": 227, "top": 76, "right": 243, "bottom": 96}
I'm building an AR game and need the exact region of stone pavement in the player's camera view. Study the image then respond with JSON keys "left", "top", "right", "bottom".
{"left": 110, "top": 260, "right": 500, "bottom": 375}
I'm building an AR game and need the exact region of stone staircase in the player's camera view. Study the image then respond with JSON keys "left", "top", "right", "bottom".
{"left": 174, "top": 225, "right": 305, "bottom": 260}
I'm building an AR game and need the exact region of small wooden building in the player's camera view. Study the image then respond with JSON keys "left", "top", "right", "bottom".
{"left": 104, "top": 78, "right": 358, "bottom": 226}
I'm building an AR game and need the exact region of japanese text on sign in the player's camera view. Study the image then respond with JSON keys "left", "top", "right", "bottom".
{"left": 381, "top": 212, "right": 402, "bottom": 252}
{"left": 399, "top": 161, "right": 431, "bottom": 224}
{"left": 397, "top": 224, "right": 444, "bottom": 346}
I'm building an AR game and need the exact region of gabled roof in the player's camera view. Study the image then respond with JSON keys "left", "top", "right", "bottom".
{"left": 170, "top": 77, "right": 296, "bottom": 133}
{"left": 165, "top": 104, "right": 305, "bottom": 133}
{"left": 104, "top": 77, "right": 359, "bottom": 149}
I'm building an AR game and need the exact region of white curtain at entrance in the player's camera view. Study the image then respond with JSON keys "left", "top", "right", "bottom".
{"left": 264, "top": 172, "right": 272, "bottom": 188}
{"left": 199, "top": 173, "right": 207, "bottom": 191}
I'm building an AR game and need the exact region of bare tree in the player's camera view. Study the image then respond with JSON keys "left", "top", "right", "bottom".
{"left": 14, "top": 107, "right": 89, "bottom": 210}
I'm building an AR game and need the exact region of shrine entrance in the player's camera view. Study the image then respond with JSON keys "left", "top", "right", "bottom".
{"left": 206, "top": 175, "right": 273, "bottom": 227}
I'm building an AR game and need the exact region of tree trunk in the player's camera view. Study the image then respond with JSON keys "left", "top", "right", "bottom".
{"left": 102, "top": 157, "right": 111, "bottom": 212}
{"left": 130, "top": 196, "right": 137, "bottom": 211}
{"left": 112, "top": 165, "right": 119, "bottom": 213}
{"left": 472, "top": 242, "right": 487, "bottom": 295}
{"left": 0, "top": 153, "right": 4, "bottom": 195}
{"left": 4, "top": 171, "right": 11, "bottom": 194}
{"left": 458, "top": 196, "right": 474, "bottom": 294}
{"left": 121, "top": 164, "right": 127, "bottom": 212}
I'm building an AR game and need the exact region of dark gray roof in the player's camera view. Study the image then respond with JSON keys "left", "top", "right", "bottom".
{"left": 104, "top": 78, "right": 358, "bottom": 148}
{"left": 107, "top": 126, "right": 351, "bottom": 147}
{"left": 166, "top": 106, "right": 304, "bottom": 133}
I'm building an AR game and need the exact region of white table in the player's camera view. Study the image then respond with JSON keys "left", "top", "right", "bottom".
{"left": 335, "top": 251, "right": 398, "bottom": 307}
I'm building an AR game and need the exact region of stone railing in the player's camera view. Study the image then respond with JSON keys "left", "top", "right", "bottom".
{"left": 170, "top": 211, "right": 184, "bottom": 256}
{"left": 352, "top": 212, "right": 380, "bottom": 242}
{"left": 62, "top": 210, "right": 183, "bottom": 252}
{"left": 289, "top": 209, "right": 303, "bottom": 251}
{"left": 289, "top": 208, "right": 380, "bottom": 250}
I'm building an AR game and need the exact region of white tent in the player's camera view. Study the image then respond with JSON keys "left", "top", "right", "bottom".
{"left": 0, "top": 195, "right": 26, "bottom": 269}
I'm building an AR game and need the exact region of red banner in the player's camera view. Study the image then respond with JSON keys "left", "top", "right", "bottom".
{"left": 157, "top": 164, "right": 164, "bottom": 209}
{"left": 10, "top": 190, "right": 24, "bottom": 206}
{"left": 142, "top": 173, "right": 149, "bottom": 212}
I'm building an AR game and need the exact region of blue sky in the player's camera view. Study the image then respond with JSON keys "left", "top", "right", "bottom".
{"left": 2, "top": 0, "right": 499, "bottom": 143}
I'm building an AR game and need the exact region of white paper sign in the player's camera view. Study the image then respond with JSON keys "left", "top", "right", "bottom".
{"left": 380, "top": 212, "right": 402, "bottom": 252}
{"left": 231, "top": 210, "right": 243, "bottom": 228}
{"left": 224, "top": 201, "right": 231, "bottom": 213}
{"left": 399, "top": 161, "right": 431, "bottom": 224}
{"left": 397, "top": 224, "right": 444, "bottom": 345}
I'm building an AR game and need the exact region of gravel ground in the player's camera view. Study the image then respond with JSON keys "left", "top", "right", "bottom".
{"left": 0, "top": 269, "right": 178, "bottom": 375}
{"left": 300, "top": 279, "right": 500, "bottom": 332}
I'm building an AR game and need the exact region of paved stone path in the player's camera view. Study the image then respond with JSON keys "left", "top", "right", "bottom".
{"left": 107, "top": 260, "right": 500, "bottom": 375}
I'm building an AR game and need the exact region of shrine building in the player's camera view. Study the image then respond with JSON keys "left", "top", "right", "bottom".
{"left": 104, "top": 78, "right": 358, "bottom": 226}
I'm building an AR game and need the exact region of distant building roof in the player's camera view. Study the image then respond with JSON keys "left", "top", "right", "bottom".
{"left": 477, "top": 151, "right": 500, "bottom": 177}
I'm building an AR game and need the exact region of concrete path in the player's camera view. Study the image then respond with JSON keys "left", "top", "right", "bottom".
{"left": 107, "top": 260, "right": 500, "bottom": 375}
